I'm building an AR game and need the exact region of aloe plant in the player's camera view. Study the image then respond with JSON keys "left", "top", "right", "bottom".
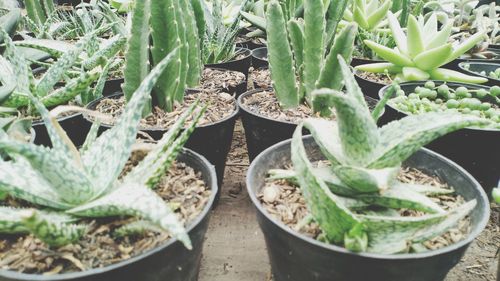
{"left": 0, "top": 48, "right": 206, "bottom": 249}
{"left": 201, "top": 0, "right": 242, "bottom": 64}
{"left": 123, "top": 0, "right": 201, "bottom": 114}
{"left": 355, "top": 12, "right": 490, "bottom": 83}
{"left": 0, "top": 8, "right": 20, "bottom": 43}
{"left": 272, "top": 56, "right": 492, "bottom": 254}
{"left": 23, "top": 0, "right": 54, "bottom": 28}
{"left": 266, "top": 0, "right": 355, "bottom": 113}
{"left": 0, "top": 26, "right": 121, "bottom": 112}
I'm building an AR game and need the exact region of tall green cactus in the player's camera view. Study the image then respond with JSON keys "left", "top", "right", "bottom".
{"left": 279, "top": 56, "right": 493, "bottom": 254}
{"left": 23, "top": 0, "right": 54, "bottom": 27}
{"left": 266, "top": 0, "right": 356, "bottom": 113}
{"left": 123, "top": 0, "right": 201, "bottom": 114}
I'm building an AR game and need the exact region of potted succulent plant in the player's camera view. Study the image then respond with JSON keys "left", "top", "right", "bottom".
{"left": 246, "top": 64, "right": 491, "bottom": 281}
{"left": 196, "top": 0, "right": 249, "bottom": 95}
{"left": 85, "top": 0, "right": 238, "bottom": 194}
{"left": 0, "top": 54, "right": 217, "bottom": 281}
{"left": 378, "top": 80, "right": 499, "bottom": 194}
{"left": 354, "top": 12, "right": 489, "bottom": 99}
{"left": 238, "top": 0, "right": 360, "bottom": 161}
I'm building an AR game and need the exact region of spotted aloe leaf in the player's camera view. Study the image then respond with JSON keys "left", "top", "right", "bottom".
{"left": 360, "top": 200, "right": 476, "bottom": 254}
{"left": 22, "top": 209, "right": 87, "bottom": 247}
{"left": 337, "top": 55, "right": 370, "bottom": 111}
{"left": 83, "top": 35, "right": 126, "bottom": 70}
{"left": 81, "top": 48, "right": 180, "bottom": 198}
{"left": 13, "top": 39, "right": 75, "bottom": 58}
{"left": 1, "top": 29, "right": 32, "bottom": 96}
{"left": 67, "top": 182, "right": 192, "bottom": 249}
{"left": 123, "top": 100, "right": 206, "bottom": 188}
{"left": 0, "top": 140, "right": 94, "bottom": 205}
{"left": 0, "top": 158, "right": 70, "bottom": 210}
{"left": 368, "top": 112, "right": 491, "bottom": 169}
{"left": 35, "top": 33, "right": 93, "bottom": 97}
{"left": 0, "top": 55, "right": 16, "bottom": 104}
{"left": 333, "top": 165, "right": 399, "bottom": 193}
{"left": 0, "top": 207, "right": 77, "bottom": 235}
{"left": 302, "top": 118, "right": 346, "bottom": 166}
{"left": 355, "top": 183, "right": 445, "bottom": 213}
{"left": 113, "top": 220, "right": 165, "bottom": 238}
{"left": 311, "top": 89, "right": 379, "bottom": 166}
{"left": 291, "top": 124, "right": 361, "bottom": 243}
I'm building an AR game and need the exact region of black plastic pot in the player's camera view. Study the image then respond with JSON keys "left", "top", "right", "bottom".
{"left": 458, "top": 62, "right": 500, "bottom": 87}
{"left": 203, "top": 67, "right": 247, "bottom": 97}
{"left": 444, "top": 48, "right": 500, "bottom": 71}
{"left": 251, "top": 47, "right": 268, "bottom": 69}
{"left": 378, "top": 81, "right": 500, "bottom": 194}
{"left": 103, "top": 77, "right": 124, "bottom": 96}
{"left": 246, "top": 135, "right": 490, "bottom": 281}
{"left": 85, "top": 92, "right": 238, "bottom": 199}
{"left": 354, "top": 69, "right": 386, "bottom": 100}
{"left": 205, "top": 47, "right": 252, "bottom": 78}
{"left": 350, "top": 57, "right": 382, "bottom": 67}
{"left": 33, "top": 113, "right": 91, "bottom": 147}
{"left": 0, "top": 148, "right": 217, "bottom": 281}
{"left": 238, "top": 89, "right": 378, "bottom": 162}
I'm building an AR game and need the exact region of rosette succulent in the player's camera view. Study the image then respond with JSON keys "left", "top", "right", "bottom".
{"left": 272, "top": 56, "right": 491, "bottom": 254}
{"left": 355, "top": 12, "right": 489, "bottom": 83}
{"left": 344, "top": 0, "right": 392, "bottom": 31}
{"left": 0, "top": 50, "right": 205, "bottom": 249}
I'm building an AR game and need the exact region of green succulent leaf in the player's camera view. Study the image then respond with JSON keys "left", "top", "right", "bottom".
{"left": 364, "top": 40, "right": 413, "bottom": 66}
{"left": 386, "top": 11, "right": 407, "bottom": 55}
{"left": 429, "top": 68, "right": 488, "bottom": 84}
{"left": 291, "top": 124, "right": 361, "bottom": 243}
{"left": 406, "top": 15, "right": 424, "bottom": 58}
{"left": 369, "top": 112, "right": 491, "bottom": 168}
{"left": 334, "top": 165, "right": 399, "bottom": 193}
{"left": 303, "top": 0, "right": 325, "bottom": 101}
{"left": 355, "top": 63, "right": 401, "bottom": 74}
{"left": 67, "top": 182, "right": 191, "bottom": 249}
{"left": 413, "top": 44, "right": 453, "bottom": 71}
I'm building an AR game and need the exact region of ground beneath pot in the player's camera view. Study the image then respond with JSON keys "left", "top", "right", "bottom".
{"left": 199, "top": 120, "right": 499, "bottom": 281}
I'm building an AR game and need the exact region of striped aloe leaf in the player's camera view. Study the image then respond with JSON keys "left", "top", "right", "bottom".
{"left": 82, "top": 48, "right": 180, "bottom": 197}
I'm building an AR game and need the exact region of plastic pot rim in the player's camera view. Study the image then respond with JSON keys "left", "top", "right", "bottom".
{"left": 378, "top": 80, "right": 500, "bottom": 132}
{"left": 237, "top": 88, "right": 303, "bottom": 127}
{"left": 84, "top": 92, "right": 240, "bottom": 131}
{"left": 457, "top": 61, "right": 500, "bottom": 85}
{"left": 0, "top": 147, "right": 218, "bottom": 280}
{"left": 246, "top": 135, "right": 490, "bottom": 261}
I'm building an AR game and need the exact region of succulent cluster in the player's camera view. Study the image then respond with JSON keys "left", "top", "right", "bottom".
{"left": 344, "top": 0, "right": 392, "bottom": 31}
{"left": 266, "top": 0, "right": 355, "bottom": 112}
{"left": 355, "top": 12, "right": 489, "bottom": 83}
{"left": 389, "top": 82, "right": 500, "bottom": 127}
{"left": 0, "top": 52, "right": 205, "bottom": 248}
{"left": 272, "top": 56, "right": 491, "bottom": 254}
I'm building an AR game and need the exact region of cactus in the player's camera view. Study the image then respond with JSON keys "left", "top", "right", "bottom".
{"left": 355, "top": 12, "right": 489, "bottom": 83}
{"left": 266, "top": 0, "right": 356, "bottom": 114}
{"left": 23, "top": 0, "right": 54, "bottom": 27}
{"left": 123, "top": 0, "right": 201, "bottom": 114}
{"left": 279, "top": 55, "right": 492, "bottom": 254}
{"left": 0, "top": 49, "right": 207, "bottom": 249}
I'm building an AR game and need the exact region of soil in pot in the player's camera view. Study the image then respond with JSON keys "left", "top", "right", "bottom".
{"left": 354, "top": 69, "right": 392, "bottom": 99}
{"left": 238, "top": 89, "right": 378, "bottom": 161}
{"left": 0, "top": 150, "right": 211, "bottom": 274}
{"left": 200, "top": 68, "right": 247, "bottom": 97}
{"left": 249, "top": 67, "right": 271, "bottom": 89}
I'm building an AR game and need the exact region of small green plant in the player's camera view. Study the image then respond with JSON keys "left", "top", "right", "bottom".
{"left": 344, "top": 0, "right": 392, "bottom": 31}
{"left": 273, "top": 56, "right": 491, "bottom": 254}
{"left": 493, "top": 185, "right": 500, "bottom": 203}
{"left": 201, "top": 0, "right": 242, "bottom": 64}
{"left": 123, "top": 0, "right": 201, "bottom": 114}
{"left": 0, "top": 50, "right": 206, "bottom": 249}
{"left": 266, "top": 0, "right": 355, "bottom": 113}
{"left": 355, "top": 12, "right": 489, "bottom": 83}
